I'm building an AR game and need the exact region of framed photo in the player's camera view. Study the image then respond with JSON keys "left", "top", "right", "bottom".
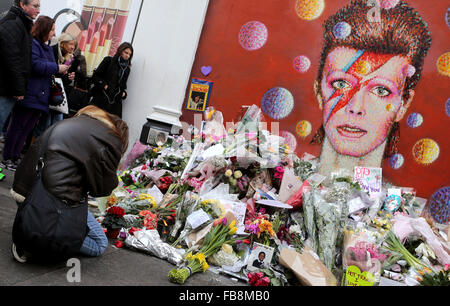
{"left": 185, "top": 78, "right": 213, "bottom": 112}
{"left": 40, "top": 0, "right": 144, "bottom": 75}
{"left": 247, "top": 242, "right": 274, "bottom": 272}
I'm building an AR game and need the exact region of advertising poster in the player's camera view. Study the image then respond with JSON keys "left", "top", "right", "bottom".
{"left": 40, "top": 0, "right": 143, "bottom": 75}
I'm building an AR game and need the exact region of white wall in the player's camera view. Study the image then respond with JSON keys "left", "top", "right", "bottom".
{"left": 122, "top": 0, "right": 210, "bottom": 152}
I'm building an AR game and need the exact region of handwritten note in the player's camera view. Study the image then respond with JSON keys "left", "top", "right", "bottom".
{"left": 353, "top": 167, "right": 382, "bottom": 195}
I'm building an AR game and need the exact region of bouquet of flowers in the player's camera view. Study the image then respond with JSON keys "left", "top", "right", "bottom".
{"left": 168, "top": 217, "right": 241, "bottom": 284}
{"left": 417, "top": 265, "right": 450, "bottom": 286}
{"left": 245, "top": 217, "right": 276, "bottom": 246}
{"left": 102, "top": 206, "right": 128, "bottom": 230}
{"left": 247, "top": 271, "right": 270, "bottom": 286}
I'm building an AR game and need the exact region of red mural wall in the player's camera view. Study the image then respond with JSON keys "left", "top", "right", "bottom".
{"left": 180, "top": 0, "right": 450, "bottom": 199}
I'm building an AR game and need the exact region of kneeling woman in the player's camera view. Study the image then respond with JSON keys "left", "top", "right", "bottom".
{"left": 11, "top": 105, "right": 128, "bottom": 262}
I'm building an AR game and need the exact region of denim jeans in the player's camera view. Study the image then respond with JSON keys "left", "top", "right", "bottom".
{"left": 33, "top": 110, "right": 64, "bottom": 138}
{"left": 0, "top": 96, "right": 15, "bottom": 136}
{"left": 79, "top": 211, "right": 108, "bottom": 257}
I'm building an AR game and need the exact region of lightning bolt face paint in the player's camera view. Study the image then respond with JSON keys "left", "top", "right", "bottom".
{"left": 320, "top": 47, "right": 412, "bottom": 157}
{"left": 325, "top": 50, "right": 396, "bottom": 124}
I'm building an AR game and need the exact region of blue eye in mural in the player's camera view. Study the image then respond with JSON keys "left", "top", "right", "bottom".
{"left": 261, "top": 87, "right": 294, "bottom": 120}
{"left": 389, "top": 153, "right": 404, "bottom": 169}
{"left": 407, "top": 112, "right": 423, "bottom": 128}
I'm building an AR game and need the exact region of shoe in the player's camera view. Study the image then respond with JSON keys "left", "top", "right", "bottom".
{"left": 11, "top": 243, "right": 28, "bottom": 263}
{"left": 3, "top": 160, "right": 17, "bottom": 172}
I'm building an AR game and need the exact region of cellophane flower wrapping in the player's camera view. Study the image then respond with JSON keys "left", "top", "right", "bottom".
{"left": 343, "top": 226, "right": 386, "bottom": 285}
{"left": 169, "top": 191, "right": 200, "bottom": 243}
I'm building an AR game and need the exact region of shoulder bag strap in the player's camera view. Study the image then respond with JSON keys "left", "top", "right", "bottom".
{"left": 36, "top": 124, "right": 58, "bottom": 176}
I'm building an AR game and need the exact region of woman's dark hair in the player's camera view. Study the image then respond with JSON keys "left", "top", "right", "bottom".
{"left": 14, "top": 0, "right": 32, "bottom": 6}
{"left": 317, "top": 0, "right": 431, "bottom": 102}
{"left": 312, "top": 0, "right": 432, "bottom": 158}
{"left": 31, "top": 15, "right": 54, "bottom": 43}
{"left": 114, "top": 42, "right": 134, "bottom": 64}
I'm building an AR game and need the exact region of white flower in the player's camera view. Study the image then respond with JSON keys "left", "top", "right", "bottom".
{"left": 289, "top": 225, "right": 302, "bottom": 235}
{"left": 415, "top": 243, "right": 436, "bottom": 260}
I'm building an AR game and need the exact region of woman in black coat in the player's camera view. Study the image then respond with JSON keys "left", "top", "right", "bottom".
{"left": 11, "top": 105, "right": 129, "bottom": 262}
{"left": 90, "top": 42, "right": 133, "bottom": 118}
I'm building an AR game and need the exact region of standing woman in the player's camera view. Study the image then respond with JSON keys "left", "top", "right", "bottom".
{"left": 52, "top": 32, "right": 89, "bottom": 117}
{"left": 90, "top": 42, "right": 133, "bottom": 118}
{"left": 1, "top": 16, "right": 68, "bottom": 171}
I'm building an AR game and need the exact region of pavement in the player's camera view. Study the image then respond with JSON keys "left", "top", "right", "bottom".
{"left": 0, "top": 155, "right": 247, "bottom": 287}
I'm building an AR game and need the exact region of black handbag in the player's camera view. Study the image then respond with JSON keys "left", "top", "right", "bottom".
{"left": 67, "top": 86, "right": 90, "bottom": 115}
{"left": 49, "top": 75, "right": 65, "bottom": 106}
{"left": 12, "top": 124, "right": 89, "bottom": 261}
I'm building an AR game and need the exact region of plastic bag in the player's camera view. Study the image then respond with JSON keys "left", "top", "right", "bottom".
{"left": 120, "top": 141, "right": 152, "bottom": 171}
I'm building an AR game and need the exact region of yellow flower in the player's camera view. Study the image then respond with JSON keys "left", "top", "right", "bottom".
{"left": 228, "top": 227, "right": 237, "bottom": 235}
{"left": 186, "top": 252, "right": 193, "bottom": 260}
{"left": 228, "top": 220, "right": 236, "bottom": 230}
{"left": 202, "top": 262, "right": 209, "bottom": 272}
{"left": 225, "top": 169, "right": 233, "bottom": 177}
{"left": 195, "top": 252, "right": 206, "bottom": 263}
{"left": 233, "top": 171, "right": 243, "bottom": 179}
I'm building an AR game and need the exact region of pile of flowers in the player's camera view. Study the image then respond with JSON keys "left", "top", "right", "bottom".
{"left": 94, "top": 105, "right": 449, "bottom": 287}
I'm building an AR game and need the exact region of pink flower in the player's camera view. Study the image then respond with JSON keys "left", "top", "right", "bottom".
{"left": 445, "top": 264, "right": 450, "bottom": 271}
{"left": 275, "top": 166, "right": 284, "bottom": 173}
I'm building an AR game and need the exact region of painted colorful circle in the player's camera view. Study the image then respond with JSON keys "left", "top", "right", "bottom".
{"left": 427, "top": 186, "right": 450, "bottom": 225}
{"left": 295, "top": 0, "right": 325, "bottom": 21}
{"left": 296, "top": 120, "right": 312, "bottom": 138}
{"left": 261, "top": 87, "right": 294, "bottom": 120}
{"left": 379, "top": 0, "right": 400, "bottom": 9}
{"left": 446, "top": 98, "right": 450, "bottom": 117}
{"left": 437, "top": 52, "right": 450, "bottom": 77}
{"left": 238, "top": 21, "right": 268, "bottom": 51}
{"left": 333, "top": 22, "right": 352, "bottom": 39}
{"left": 446, "top": 7, "right": 450, "bottom": 28}
{"left": 412, "top": 138, "right": 440, "bottom": 165}
{"left": 407, "top": 113, "right": 423, "bottom": 128}
{"left": 389, "top": 153, "right": 404, "bottom": 169}
{"left": 293, "top": 55, "right": 311, "bottom": 73}
{"left": 280, "top": 130, "right": 298, "bottom": 151}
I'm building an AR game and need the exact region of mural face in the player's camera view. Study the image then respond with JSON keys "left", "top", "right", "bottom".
{"left": 319, "top": 47, "right": 412, "bottom": 158}
{"left": 182, "top": 0, "right": 448, "bottom": 199}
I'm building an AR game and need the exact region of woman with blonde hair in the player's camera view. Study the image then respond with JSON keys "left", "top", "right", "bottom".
{"left": 52, "top": 32, "right": 89, "bottom": 116}
{"left": 11, "top": 105, "right": 128, "bottom": 263}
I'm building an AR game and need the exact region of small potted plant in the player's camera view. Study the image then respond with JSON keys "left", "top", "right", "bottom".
{"left": 102, "top": 206, "right": 128, "bottom": 238}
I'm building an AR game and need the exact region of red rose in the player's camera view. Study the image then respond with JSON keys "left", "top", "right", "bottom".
{"left": 114, "top": 240, "right": 124, "bottom": 248}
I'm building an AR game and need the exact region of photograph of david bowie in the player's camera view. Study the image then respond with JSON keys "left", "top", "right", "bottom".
{"left": 311, "top": 0, "right": 431, "bottom": 179}
{"left": 247, "top": 242, "right": 274, "bottom": 272}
